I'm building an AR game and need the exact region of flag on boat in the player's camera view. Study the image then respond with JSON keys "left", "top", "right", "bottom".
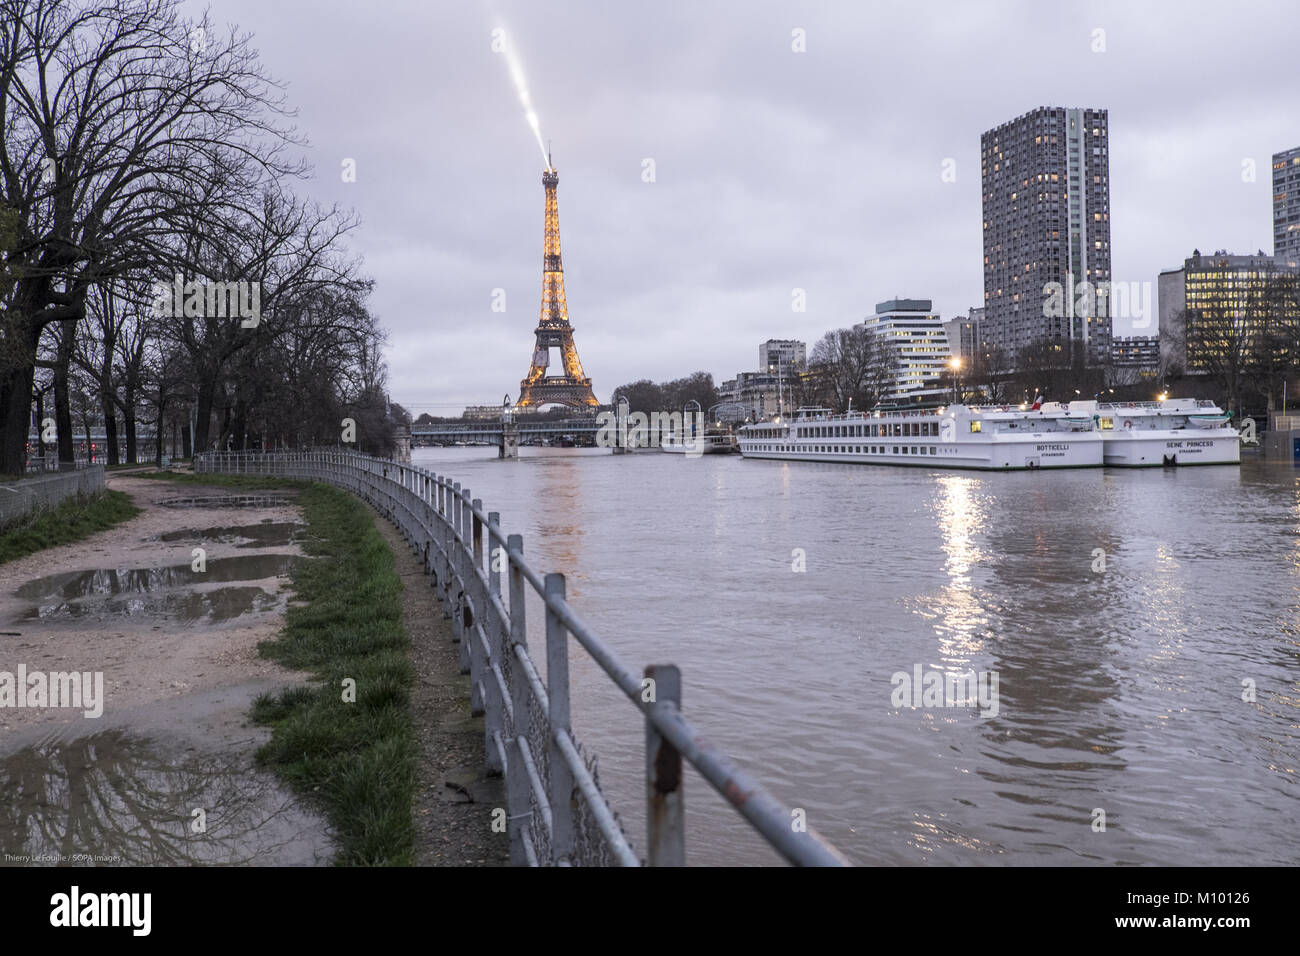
{"left": 1030, "top": 394, "right": 1043, "bottom": 410}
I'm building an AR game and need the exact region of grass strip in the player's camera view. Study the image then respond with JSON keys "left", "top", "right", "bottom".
{"left": 0, "top": 490, "right": 140, "bottom": 565}
{"left": 251, "top": 482, "right": 415, "bottom": 866}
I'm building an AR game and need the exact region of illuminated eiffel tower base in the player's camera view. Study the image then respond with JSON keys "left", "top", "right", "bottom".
{"left": 517, "top": 160, "right": 598, "bottom": 409}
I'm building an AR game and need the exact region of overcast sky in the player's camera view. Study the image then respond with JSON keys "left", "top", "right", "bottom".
{"left": 193, "top": 0, "right": 1297, "bottom": 411}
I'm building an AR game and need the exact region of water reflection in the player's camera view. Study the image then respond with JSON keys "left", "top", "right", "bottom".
{"left": 930, "top": 475, "right": 990, "bottom": 666}
{"left": 13, "top": 556, "right": 299, "bottom": 625}
{"left": 158, "top": 522, "right": 303, "bottom": 548}
{"left": 21, "top": 585, "right": 281, "bottom": 624}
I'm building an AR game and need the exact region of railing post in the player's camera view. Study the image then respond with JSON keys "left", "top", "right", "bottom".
{"left": 506, "top": 533, "right": 530, "bottom": 865}
{"left": 453, "top": 483, "right": 470, "bottom": 673}
{"left": 484, "top": 512, "right": 504, "bottom": 774}
{"left": 469, "top": 499, "right": 485, "bottom": 716}
{"left": 645, "top": 664, "right": 685, "bottom": 866}
{"left": 545, "top": 572, "right": 576, "bottom": 865}
{"left": 436, "top": 479, "right": 449, "bottom": 605}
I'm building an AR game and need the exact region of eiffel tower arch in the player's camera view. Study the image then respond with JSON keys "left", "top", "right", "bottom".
{"left": 517, "top": 160, "right": 598, "bottom": 409}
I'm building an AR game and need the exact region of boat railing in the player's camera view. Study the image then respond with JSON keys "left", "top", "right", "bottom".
{"left": 1097, "top": 400, "right": 1220, "bottom": 412}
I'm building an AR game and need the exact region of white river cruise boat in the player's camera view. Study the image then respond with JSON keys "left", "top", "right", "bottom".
{"left": 1064, "top": 398, "right": 1240, "bottom": 467}
{"left": 737, "top": 404, "right": 1103, "bottom": 470}
{"left": 660, "top": 432, "right": 738, "bottom": 454}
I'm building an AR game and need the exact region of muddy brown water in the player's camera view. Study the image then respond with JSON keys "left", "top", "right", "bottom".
{"left": 13, "top": 554, "right": 301, "bottom": 626}
{"left": 158, "top": 521, "right": 302, "bottom": 548}
{"left": 16, "top": 554, "right": 300, "bottom": 601}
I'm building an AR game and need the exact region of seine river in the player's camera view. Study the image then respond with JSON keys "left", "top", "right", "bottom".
{"left": 412, "top": 446, "right": 1299, "bottom": 866}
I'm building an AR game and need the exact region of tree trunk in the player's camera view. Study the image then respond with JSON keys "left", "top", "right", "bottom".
{"left": 154, "top": 394, "right": 166, "bottom": 468}
{"left": 34, "top": 390, "right": 45, "bottom": 460}
{"left": 194, "top": 380, "right": 215, "bottom": 453}
{"left": 54, "top": 321, "right": 76, "bottom": 468}
{"left": 124, "top": 389, "right": 137, "bottom": 464}
{"left": 102, "top": 392, "right": 120, "bottom": 466}
{"left": 0, "top": 339, "right": 38, "bottom": 477}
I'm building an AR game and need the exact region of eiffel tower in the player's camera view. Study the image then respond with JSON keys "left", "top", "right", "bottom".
{"left": 516, "top": 156, "right": 598, "bottom": 408}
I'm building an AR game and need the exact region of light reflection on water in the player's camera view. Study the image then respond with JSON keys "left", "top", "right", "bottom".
{"left": 414, "top": 447, "right": 1300, "bottom": 865}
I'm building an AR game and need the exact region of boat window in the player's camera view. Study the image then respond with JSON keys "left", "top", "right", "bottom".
{"left": 1099, "top": 418, "right": 1113, "bottom": 430}
{"left": 970, "top": 421, "right": 982, "bottom": 433}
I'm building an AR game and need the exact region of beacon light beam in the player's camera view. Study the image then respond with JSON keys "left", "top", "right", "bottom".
{"left": 495, "top": 21, "right": 550, "bottom": 167}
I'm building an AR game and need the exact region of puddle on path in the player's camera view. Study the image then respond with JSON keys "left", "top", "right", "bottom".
{"left": 20, "top": 586, "right": 282, "bottom": 624}
{"left": 159, "top": 495, "right": 290, "bottom": 509}
{"left": 16, "top": 555, "right": 300, "bottom": 601}
{"left": 0, "top": 730, "right": 333, "bottom": 865}
{"left": 158, "top": 522, "right": 302, "bottom": 548}
{"left": 13, "top": 556, "right": 301, "bottom": 626}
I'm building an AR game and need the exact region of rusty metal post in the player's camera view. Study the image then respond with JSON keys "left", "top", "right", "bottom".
{"left": 468, "top": 498, "right": 485, "bottom": 716}
{"left": 454, "top": 483, "right": 470, "bottom": 674}
{"left": 506, "top": 534, "right": 530, "bottom": 865}
{"left": 484, "top": 512, "right": 504, "bottom": 774}
{"left": 545, "top": 572, "right": 576, "bottom": 864}
{"left": 439, "top": 480, "right": 452, "bottom": 609}
{"left": 645, "top": 664, "right": 685, "bottom": 866}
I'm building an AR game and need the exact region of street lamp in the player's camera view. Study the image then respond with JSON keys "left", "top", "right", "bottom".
{"left": 948, "top": 356, "right": 961, "bottom": 404}
{"left": 684, "top": 398, "right": 701, "bottom": 441}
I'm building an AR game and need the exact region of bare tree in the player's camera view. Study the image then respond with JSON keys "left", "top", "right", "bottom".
{"left": 809, "top": 326, "right": 893, "bottom": 412}
{"left": 0, "top": 0, "right": 304, "bottom": 473}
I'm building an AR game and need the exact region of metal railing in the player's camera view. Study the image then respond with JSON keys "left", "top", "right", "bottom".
{"left": 195, "top": 449, "right": 849, "bottom": 867}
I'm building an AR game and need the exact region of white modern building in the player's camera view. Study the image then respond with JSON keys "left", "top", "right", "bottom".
{"left": 856, "top": 298, "right": 954, "bottom": 404}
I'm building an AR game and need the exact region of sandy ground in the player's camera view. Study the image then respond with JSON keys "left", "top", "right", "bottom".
{"left": 0, "top": 474, "right": 334, "bottom": 865}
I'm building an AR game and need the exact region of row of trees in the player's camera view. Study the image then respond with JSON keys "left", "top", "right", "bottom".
{"left": 610, "top": 371, "right": 719, "bottom": 414}
{"left": 1, "top": 0, "right": 396, "bottom": 475}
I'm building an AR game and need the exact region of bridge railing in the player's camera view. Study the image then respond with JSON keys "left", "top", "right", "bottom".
{"left": 195, "top": 449, "right": 849, "bottom": 867}
{"left": 411, "top": 417, "right": 600, "bottom": 435}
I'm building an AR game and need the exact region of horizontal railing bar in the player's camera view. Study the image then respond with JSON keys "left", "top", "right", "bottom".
{"left": 515, "top": 737, "right": 553, "bottom": 839}
{"left": 647, "top": 705, "right": 850, "bottom": 867}
{"left": 491, "top": 664, "right": 513, "bottom": 725}
{"left": 513, "top": 643, "right": 549, "bottom": 715}
{"left": 552, "top": 729, "right": 640, "bottom": 867}
{"left": 492, "top": 730, "right": 509, "bottom": 775}
{"left": 521, "top": 826, "right": 539, "bottom": 868}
